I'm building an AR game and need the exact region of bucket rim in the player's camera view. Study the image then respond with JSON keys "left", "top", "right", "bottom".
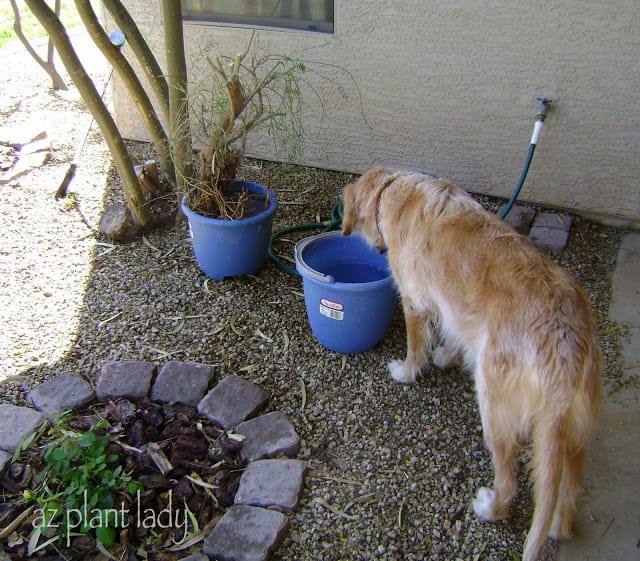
{"left": 294, "top": 230, "right": 393, "bottom": 289}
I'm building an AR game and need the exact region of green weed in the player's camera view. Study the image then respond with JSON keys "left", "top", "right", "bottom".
{"left": 23, "top": 413, "right": 142, "bottom": 550}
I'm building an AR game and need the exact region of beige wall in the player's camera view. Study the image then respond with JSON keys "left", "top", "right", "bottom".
{"left": 112, "top": 1, "right": 640, "bottom": 225}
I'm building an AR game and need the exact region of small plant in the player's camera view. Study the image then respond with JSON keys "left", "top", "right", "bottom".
{"left": 23, "top": 413, "right": 141, "bottom": 552}
{"left": 181, "top": 31, "right": 308, "bottom": 219}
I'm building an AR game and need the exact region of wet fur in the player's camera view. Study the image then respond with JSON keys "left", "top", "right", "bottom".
{"left": 342, "top": 167, "right": 601, "bottom": 561}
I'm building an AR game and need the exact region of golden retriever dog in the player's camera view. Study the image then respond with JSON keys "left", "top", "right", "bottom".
{"left": 342, "top": 167, "right": 601, "bottom": 561}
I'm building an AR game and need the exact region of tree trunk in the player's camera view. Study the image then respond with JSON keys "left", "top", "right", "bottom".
{"left": 23, "top": 0, "right": 152, "bottom": 228}
{"left": 161, "top": 0, "right": 193, "bottom": 197}
{"left": 74, "top": 0, "right": 173, "bottom": 182}
{"left": 102, "top": 0, "right": 170, "bottom": 126}
{"left": 10, "top": 0, "right": 67, "bottom": 91}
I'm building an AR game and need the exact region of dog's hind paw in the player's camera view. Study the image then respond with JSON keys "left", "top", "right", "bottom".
{"left": 388, "top": 359, "right": 418, "bottom": 384}
{"left": 473, "top": 487, "right": 499, "bottom": 521}
{"left": 548, "top": 516, "right": 573, "bottom": 540}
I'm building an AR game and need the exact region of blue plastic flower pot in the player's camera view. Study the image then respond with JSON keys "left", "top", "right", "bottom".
{"left": 295, "top": 231, "right": 397, "bottom": 354}
{"left": 181, "top": 181, "right": 278, "bottom": 280}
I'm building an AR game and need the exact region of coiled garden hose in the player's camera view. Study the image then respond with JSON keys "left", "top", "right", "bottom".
{"left": 268, "top": 200, "right": 343, "bottom": 276}
{"left": 269, "top": 98, "right": 552, "bottom": 275}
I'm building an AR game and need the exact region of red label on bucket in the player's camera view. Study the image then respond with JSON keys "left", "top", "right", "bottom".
{"left": 320, "top": 298, "right": 344, "bottom": 320}
{"left": 320, "top": 298, "right": 343, "bottom": 311}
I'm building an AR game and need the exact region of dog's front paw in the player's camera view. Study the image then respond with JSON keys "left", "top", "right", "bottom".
{"left": 388, "top": 359, "right": 418, "bottom": 384}
{"left": 473, "top": 487, "right": 499, "bottom": 521}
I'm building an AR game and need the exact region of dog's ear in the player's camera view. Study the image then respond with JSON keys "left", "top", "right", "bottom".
{"left": 341, "top": 182, "right": 357, "bottom": 235}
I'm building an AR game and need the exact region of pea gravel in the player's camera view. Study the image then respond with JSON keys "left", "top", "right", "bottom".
{"left": 0, "top": 32, "right": 629, "bottom": 561}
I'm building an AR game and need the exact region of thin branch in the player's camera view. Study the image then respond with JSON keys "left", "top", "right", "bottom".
{"left": 10, "top": 0, "right": 67, "bottom": 90}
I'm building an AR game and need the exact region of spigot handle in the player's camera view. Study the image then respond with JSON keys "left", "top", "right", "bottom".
{"left": 536, "top": 97, "right": 553, "bottom": 121}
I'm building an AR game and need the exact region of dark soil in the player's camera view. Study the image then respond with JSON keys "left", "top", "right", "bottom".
{"left": 0, "top": 398, "right": 245, "bottom": 560}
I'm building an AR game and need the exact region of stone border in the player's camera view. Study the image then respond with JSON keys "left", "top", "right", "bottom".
{"left": 500, "top": 204, "right": 573, "bottom": 252}
{"left": 0, "top": 361, "right": 305, "bottom": 561}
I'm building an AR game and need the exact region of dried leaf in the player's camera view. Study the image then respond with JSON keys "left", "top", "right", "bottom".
{"left": 255, "top": 328, "right": 273, "bottom": 342}
{"left": 206, "top": 322, "right": 226, "bottom": 336}
{"left": 163, "top": 314, "right": 207, "bottom": 321}
{"left": 141, "top": 235, "right": 161, "bottom": 253}
{"left": 0, "top": 506, "right": 35, "bottom": 541}
{"left": 397, "top": 498, "right": 405, "bottom": 528}
{"left": 97, "top": 311, "right": 123, "bottom": 328}
{"left": 230, "top": 315, "right": 242, "bottom": 336}
{"left": 300, "top": 379, "right": 307, "bottom": 412}
{"left": 314, "top": 497, "right": 360, "bottom": 520}
{"left": 95, "top": 242, "right": 116, "bottom": 258}
{"left": 185, "top": 473, "right": 219, "bottom": 490}
{"left": 144, "top": 442, "right": 174, "bottom": 475}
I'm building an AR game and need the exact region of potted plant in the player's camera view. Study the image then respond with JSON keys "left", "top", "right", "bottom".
{"left": 178, "top": 33, "right": 307, "bottom": 280}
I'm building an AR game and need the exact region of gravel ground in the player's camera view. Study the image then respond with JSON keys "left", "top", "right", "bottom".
{"left": 0, "top": 32, "right": 629, "bottom": 561}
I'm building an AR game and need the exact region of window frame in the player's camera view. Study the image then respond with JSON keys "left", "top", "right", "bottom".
{"left": 181, "top": 1, "right": 334, "bottom": 34}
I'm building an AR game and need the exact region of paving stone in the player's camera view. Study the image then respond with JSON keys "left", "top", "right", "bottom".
{"left": 28, "top": 373, "right": 94, "bottom": 416}
{"left": 235, "top": 459, "right": 306, "bottom": 511}
{"left": 150, "top": 361, "right": 213, "bottom": 406}
{"left": 202, "top": 504, "right": 289, "bottom": 561}
{"left": 500, "top": 204, "right": 536, "bottom": 235}
{"left": 0, "top": 404, "right": 44, "bottom": 453}
{"left": 96, "top": 361, "right": 156, "bottom": 400}
{"left": 529, "top": 225, "right": 570, "bottom": 252}
{"left": 0, "top": 450, "right": 11, "bottom": 475}
{"left": 198, "top": 375, "right": 270, "bottom": 429}
{"left": 532, "top": 210, "right": 573, "bottom": 231}
{"left": 235, "top": 411, "right": 300, "bottom": 462}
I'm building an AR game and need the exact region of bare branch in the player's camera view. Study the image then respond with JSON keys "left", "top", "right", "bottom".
{"left": 10, "top": 0, "right": 67, "bottom": 90}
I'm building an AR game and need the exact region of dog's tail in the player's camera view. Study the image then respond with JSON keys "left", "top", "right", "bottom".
{"left": 523, "top": 413, "right": 565, "bottom": 561}
{"left": 524, "top": 354, "right": 600, "bottom": 561}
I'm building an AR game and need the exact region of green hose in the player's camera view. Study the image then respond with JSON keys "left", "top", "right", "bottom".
{"left": 498, "top": 141, "right": 537, "bottom": 219}
{"left": 268, "top": 201, "right": 343, "bottom": 276}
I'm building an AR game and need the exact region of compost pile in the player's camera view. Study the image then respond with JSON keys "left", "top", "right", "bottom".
{"left": 0, "top": 398, "right": 245, "bottom": 560}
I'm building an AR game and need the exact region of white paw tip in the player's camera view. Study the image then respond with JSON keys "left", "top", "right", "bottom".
{"left": 473, "top": 487, "right": 497, "bottom": 520}
{"left": 388, "top": 360, "right": 417, "bottom": 384}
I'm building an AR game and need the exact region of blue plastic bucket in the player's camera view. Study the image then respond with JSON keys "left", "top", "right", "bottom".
{"left": 295, "top": 231, "right": 397, "bottom": 354}
{"left": 181, "top": 181, "right": 277, "bottom": 280}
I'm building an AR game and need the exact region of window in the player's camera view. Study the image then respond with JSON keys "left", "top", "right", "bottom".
{"left": 182, "top": 1, "right": 334, "bottom": 33}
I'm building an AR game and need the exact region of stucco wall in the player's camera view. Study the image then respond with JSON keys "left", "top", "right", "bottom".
{"left": 111, "top": 1, "right": 640, "bottom": 225}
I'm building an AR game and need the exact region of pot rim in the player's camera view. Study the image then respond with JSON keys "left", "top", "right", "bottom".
{"left": 181, "top": 180, "right": 278, "bottom": 226}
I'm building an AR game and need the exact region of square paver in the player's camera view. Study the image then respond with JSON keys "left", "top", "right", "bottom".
{"left": 202, "top": 504, "right": 289, "bottom": 561}
{"left": 235, "top": 459, "right": 306, "bottom": 510}
{"left": 96, "top": 361, "right": 156, "bottom": 400}
{"left": 29, "top": 373, "right": 94, "bottom": 416}
{"left": 0, "top": 404, "right": 44, "bottom": 452}
{"left": 150, "top": 361, "right": 214, "bottom": 405}
{"left": 235, "top": 411, "right": 300, "bottom": 462}
{"left": 198, "top": 375, "right": 269, "bottom": 429}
